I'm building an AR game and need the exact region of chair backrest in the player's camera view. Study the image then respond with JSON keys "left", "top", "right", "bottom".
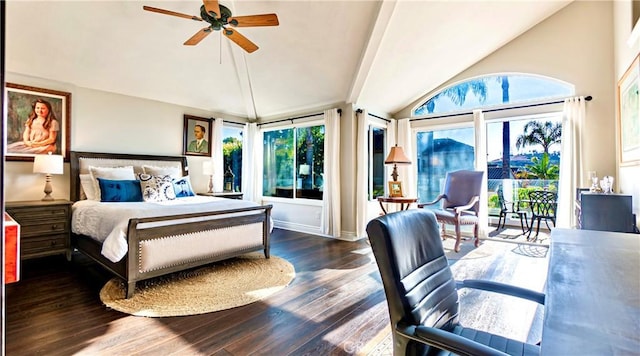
{"left": 442, "top": 170, "right": 484, "bottom": 212}
{"left": 528, "top": 190, "right": 558, "bottom": 218}
{"left": 497, "top": 186, "right": 508, "bottom": 211}
{"left": 366, "top": 209, "right": 460, "bottom": 354}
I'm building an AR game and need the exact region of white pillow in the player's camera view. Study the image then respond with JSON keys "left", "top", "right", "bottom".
{"left": 142, "top": 165, "right": 182, "bottom": 180}
{"left": 89, "top": 166, "right": 136, "bottom": 201}
{"left": 138, "top": 174, "right": 176, "bottom": 202}
{"left": 79, "top": 174, "right": 97, "bottom": 200}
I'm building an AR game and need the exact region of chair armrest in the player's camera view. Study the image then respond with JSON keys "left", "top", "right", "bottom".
{"left": 417, "top": 194, "right": 446, "bottom": 208}
{"left": 396, "top": 324, "right": 509, "bottom": 356}
{"left": 453, "top": 196, "right": 480, "bottom": 214}
{"left": 456, "top": 279, "right": 545, "bottom": 305}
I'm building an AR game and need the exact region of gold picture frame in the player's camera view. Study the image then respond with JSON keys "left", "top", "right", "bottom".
{"left": 388, "top": 181, "right": 403, "bottom": 197}
{"left": 5, "top": 83, "right": 71, "bottom": 161}
{"left": 617, "top": 54, "right": 640, "bottom": 165}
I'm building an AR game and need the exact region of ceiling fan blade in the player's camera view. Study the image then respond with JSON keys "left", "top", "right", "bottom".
{"left": 203, "top": 0, "right": 221, "bottom": 19}
{"left": 143, "top": 6, "right": 202, "bottom": 21}
{"left": 184, "top": 27, "right": 212, "bottom": 46}
{"left": 223, "top": 28, "right": 259, "bottom": 53}
{"left": 228, "top": 14, "right": 279, "bottom": 27}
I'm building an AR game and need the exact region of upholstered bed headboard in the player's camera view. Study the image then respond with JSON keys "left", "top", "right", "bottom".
{"left": 69, "top": 151, "right": 188, "bottom": 202}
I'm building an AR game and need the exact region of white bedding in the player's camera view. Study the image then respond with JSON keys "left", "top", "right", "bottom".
{"left": 72, "top": 196, "right": 266, "bottom": 263}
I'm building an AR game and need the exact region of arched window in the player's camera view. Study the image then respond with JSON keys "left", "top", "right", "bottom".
{"left": 413, "top": 74, "right": 574, "bottom": 116}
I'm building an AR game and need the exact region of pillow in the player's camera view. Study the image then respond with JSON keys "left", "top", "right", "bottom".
{"left": 97, "top": 178, "right": 143, "bottom": 202}
{"left": 138, "top": 174, "right": 176, "bottom": 202}
{"left": 89, "top": 166, "right": 136, "bottom": 201}
{"left": 142, "top": 165, "right": 182, "bottom": 180}
{"left": 80, "top": 173, "right": 97, "bottom": 200}
{"left": 172, "top": 175, "right": 195, "bottom": 198}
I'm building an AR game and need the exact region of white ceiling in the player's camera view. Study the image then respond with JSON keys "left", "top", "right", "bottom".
{"left": 6, "top": 0, "right": 572, "bottom": 120}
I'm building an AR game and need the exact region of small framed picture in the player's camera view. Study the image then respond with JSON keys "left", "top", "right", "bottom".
{"left": 389, "top": 181, "right": 403, "bottom": 197}
{"left": 5, "top": 83, "right": 71, "bottom": 161}
{"left": 183, "top": 114, "right": 212, "bottom": 157}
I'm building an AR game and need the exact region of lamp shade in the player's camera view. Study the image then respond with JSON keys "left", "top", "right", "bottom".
{"left": 202, "top": 161, "right": 214, "bottom": 175}
{"left": 384, "top": 145, "right": 411, "bottom": 165}
{"left": 33, "top": 153, "right": 63, "bottom": 174}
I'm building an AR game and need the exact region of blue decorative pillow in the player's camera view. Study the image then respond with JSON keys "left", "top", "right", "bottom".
{"left": 173, "top": 175, "right": 195, "bottom": 198}
{"left": 97, "top": 178, "right": 143, "bottom": 202}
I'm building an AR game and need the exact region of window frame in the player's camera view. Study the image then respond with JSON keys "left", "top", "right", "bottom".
{"left": 260, "top": 118, "right": 325, "bottom": 203}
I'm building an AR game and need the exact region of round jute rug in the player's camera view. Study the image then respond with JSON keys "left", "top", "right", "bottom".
{"left": 99, "top": 253, "right": 295, "bottom": 317}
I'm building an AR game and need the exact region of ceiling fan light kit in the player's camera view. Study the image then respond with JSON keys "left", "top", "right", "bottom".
{"left": 143, "top": 0, "right": 279, "bottom": 53}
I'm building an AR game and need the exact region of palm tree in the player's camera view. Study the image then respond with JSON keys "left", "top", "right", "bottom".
{"left": 515, "top": 121, "right": 562, "bottom": 154}
{"left": 526, "top": 152, "right": 559, "bottom": 180}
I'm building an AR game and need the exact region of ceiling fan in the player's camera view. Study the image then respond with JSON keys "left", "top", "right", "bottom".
{"left": 143, "top": 0, "right": 279, "bottom": 53}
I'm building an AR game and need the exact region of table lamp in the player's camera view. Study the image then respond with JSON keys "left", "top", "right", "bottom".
{"left": 384, "top": 145, "right": 411, "bottom": 181}
{"left": 202, "top": 161, "right": 214, "bottom": 193}
{"left": 33, "top": 153, "right": 64, "bottom": 201}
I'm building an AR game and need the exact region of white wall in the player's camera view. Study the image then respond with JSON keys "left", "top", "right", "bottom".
{"left": 614, "top": 1, "right": 640, "bottom": 227}
{"left": 398, "top": 1, "right": 616, "bottom": 183}
{"left": 4, "top": 72, "right": 242, "bottom": 202}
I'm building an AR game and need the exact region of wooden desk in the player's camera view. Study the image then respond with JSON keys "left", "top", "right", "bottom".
{"left": 377, "top": 196, "right": 417, "bottom": 215}
{"left": 542, "top": 228, "right": 640, "bottom": 355}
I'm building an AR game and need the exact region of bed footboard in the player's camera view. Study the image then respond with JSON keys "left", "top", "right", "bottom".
{"left": 124, "top": 204, "right": 272, "bottom": 298}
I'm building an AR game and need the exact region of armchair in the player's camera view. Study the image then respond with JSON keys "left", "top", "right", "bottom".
{"left": 418, "top": 170, "right": 484, "bottom": 252}
{"left": 366, "top": 209, "right": 545, "bottom": 356}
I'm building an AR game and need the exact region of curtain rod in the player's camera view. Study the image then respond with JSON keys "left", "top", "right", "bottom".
{"left": 410, "top": 95, "right": 592, "bottom": 122}
{"left": 257, "top": 109, "right": 342, "bottom": 127}
{"left": 356, "top": 109, "right": 391, "bottom": 122}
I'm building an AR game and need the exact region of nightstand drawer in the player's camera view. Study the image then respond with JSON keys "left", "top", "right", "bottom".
{"left": 19, "top": 220, "right": 69, "bottom": 237}
{"left": 5, "top": 200, "right": 73, "bottom": 261}
{"left": 7, "top": 205, "right": 69, "bottom": 223}
{"left": 21, "top": 235, "right": 69, "bottom": 256}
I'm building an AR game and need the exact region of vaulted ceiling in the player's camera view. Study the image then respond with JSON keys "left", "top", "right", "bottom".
{"left": 6, "top": 1, "right": 572, "bottom": 120}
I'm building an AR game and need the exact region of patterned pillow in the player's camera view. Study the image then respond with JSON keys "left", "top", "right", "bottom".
{"left": 172, "top": 175, "right": 195, "bottom": 198}
{"left": 97, "top": 178, "right": 143, "bottom": 202}
{"left": 138, "top": 174, "right": 176, "bottom": 202}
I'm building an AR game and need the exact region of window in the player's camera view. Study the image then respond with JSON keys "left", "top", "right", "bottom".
{"left": 416, "top": 127, "right": 475, "bottom": 205}
{"left": 413, "top": 73, "right": 573, "bottom": 228}
{"left": 263, "top": 124, "right": 325, "bottom": 200}
{"left": 369, "top": 125, "right": 386, "bottom": 200}
{"left": 222, "top": 125, "right": 243, "bottom": 192}
{"left": 414, "top": 74, "right": 573, "bottom": 116}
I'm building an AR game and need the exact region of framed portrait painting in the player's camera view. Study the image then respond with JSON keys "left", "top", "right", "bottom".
{"left": 5, "top": 83, "right": 71, "bottom": 161}
{"left": 183, "top": 114, "right": 212, "bottom": 157}
{"left": 618, "top": 54, "right": 640, "bottom": 165}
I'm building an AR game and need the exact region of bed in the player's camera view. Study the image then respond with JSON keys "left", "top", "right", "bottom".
{"left": 69, "top": 151, "right": 272, "bottom": 298}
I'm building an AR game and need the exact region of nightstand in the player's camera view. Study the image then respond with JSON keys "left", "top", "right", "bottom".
{"left": 197, "top": 192, "right": 244, "bottom": 200}
{"left": 5, "top": 200, "right": 73, "bottom": 261}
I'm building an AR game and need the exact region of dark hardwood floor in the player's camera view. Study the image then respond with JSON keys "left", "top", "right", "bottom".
{"left": 5, "top": 229, "right": 388, "bottom": 355}
{"left": 5, "top": 227, "right": 548, "bottom": 355}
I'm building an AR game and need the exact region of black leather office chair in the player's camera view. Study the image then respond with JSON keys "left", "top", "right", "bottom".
{"left": 366, "top": 209, "right": 545, "bottom": 356}
{"left": 418, "top": 170, "right": 484, "bottom": 252}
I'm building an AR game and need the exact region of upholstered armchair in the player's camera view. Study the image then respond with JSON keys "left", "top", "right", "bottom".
{"left": 366, "top": 209, "right": 545, "bottom": 356}
{"left": 418, "top": 170, "right": 484, "bottom": 252}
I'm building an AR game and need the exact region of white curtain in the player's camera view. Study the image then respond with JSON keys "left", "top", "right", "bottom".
{"left": 396, "top": 118, "right": 415, "bottom": 198}
{"left": 355, "top": 109, "right": 369, "bottom": 238}
{"left": 212, "top": 118, "right": 224, "bottom": 192}
{"left": 321, "top": 108, "right": 341, "bottom": 237}
{"left": 242, "top": 122, "right": 262, "bottom": 202}
{"left": 386, "top": 119, "right": 397, "bottom": 190}
{"left": 557, "top": 96, "right": 586, "bottom": 228}
{"left": 473, "top": 110, "right": 489, "bottom": 238}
